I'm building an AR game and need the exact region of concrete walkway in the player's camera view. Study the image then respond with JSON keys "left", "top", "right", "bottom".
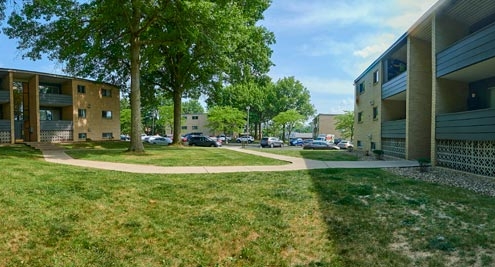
{"left": 39, "top": 145, "right": 420, "bottom": 174}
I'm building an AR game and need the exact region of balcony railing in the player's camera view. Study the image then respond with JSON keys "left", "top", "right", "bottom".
{"left": 436, "top": 108, "right": 495, "bottom": 141}
{"left": 0, "top": 90, "right": 9, "bottom": 104}
{"left": 40, "top": 120, "right": 73, "bottom": 131}
{"left": 437, "top": 22, "right": 495, "bottom": 77}
{"left": 381, "top": 119, "right": 406, "bottom": 138}
{"left": 382, "top": 72, "right": 407, "bottom": 99}
{"left": 0, "top": 120, "right": 10, "bottom": 131}
{"left": 39, "top": 93, "right": 73, "bottom": 107}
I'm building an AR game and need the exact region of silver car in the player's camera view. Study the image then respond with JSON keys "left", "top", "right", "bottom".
{"left": 260, "top": 137, "right": 284, "bottom": 148}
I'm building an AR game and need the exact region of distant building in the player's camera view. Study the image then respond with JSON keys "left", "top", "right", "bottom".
{"left": 0, "top": 68, "right": 120, "bottom": 143}
{"left": 180, "top": 113, "right": 214, "bottom": 136}
{"left": 312, "top": 114, "right": 340, "bottom": 139}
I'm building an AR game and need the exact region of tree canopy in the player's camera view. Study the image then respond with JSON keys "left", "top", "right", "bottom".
{"left": 335, "top": 111, "right": 355, "bottom": 141}
{"left": 3, "top": 0, "right": 274, "bottom": 148}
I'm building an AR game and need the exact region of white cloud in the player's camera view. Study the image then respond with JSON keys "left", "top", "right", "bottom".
{"left": 298, "top": 76, "right": 354, "bottom": 95}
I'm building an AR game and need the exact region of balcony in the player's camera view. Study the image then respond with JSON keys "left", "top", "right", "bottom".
{"left": 382, "top": 72, "right": 407, "bottom": 99}
{"left": 39, "top": 93, "right": 73, "bottom": 107}
{"left": 0, "top": 90, "right": 9, "bottom": 104}
{"left": 436, "top": 108, "right": 495, "bottom": 141}
{"left": 40, "top": 120, "right": 73, "bottom": 131}
{"left": 0, "top": 120, "right": 10, "bottom": 131}
{"left": 437, "top": 22, "right": 495, "bottom": 78}
{"left": 381, "top": 119, "right": 406, "bottom": 138}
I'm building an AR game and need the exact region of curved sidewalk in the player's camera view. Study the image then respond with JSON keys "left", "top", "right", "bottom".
{"left": 40, "top": 146, "right": 420, "bottom": 174}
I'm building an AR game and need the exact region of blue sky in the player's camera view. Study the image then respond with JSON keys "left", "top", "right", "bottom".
{"left": 0, "top": 0, "right": 437, "bottom": 115}
{"left": 261, "top": 0, "right": 437, "bottom": 114}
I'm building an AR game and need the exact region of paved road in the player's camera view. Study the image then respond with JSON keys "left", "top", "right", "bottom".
{"left": 40, "top": 145, "right": 419, "bottom": 174}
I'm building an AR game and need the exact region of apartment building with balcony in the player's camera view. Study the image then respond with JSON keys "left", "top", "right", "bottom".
{"left": 0, "top": 69, "right": 120, "bottom": 143}
{"left": 354, "top": 0, "right": 495, "bottom": 177}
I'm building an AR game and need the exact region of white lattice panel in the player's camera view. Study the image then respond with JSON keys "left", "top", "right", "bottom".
{"left": 0, "top": 131, "right": 11, "bottom": 143}
{"left": 437, "top": 140, "right": 495, "bottom": 177}
{"left": 40, "top": 130, "right": 73, "bottom": 142}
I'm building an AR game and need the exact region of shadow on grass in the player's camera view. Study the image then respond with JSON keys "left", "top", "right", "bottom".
{"left": 307, "top": 167, "right": 495, "bottom": 266}
{"left": 0, "top": 144, "right": 44, "bottom": 160}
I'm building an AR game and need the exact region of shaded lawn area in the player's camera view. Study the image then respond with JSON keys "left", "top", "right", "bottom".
{"left": 1, "top": 145, "right": 494, "bottom": 266}
{"left": 251, "top": 147, "right": 358, "bottom": 161}
{"left": 62, "top": 142, "right": 288, "bottom": 166}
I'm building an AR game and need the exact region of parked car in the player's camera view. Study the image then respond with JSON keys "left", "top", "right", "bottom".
{"left": 337, "top": 140, "right": 354, "bottom": 149}
{"left": 236, "top": 135, "right": 254, "bottom": 143}
{"left": 260, "top": 137, "right": 284, "bottom": 148}
{"left": 120, "top": 134, "right": 130, "bottom": 141}
{"left": 303, "top": 140, "right": 340, "bottom": 150}
{"left": 289, "top": 138, "right": 304, "bottom": 146}
{"left": 188, "top": 136, "right": 221, "bottom": 147}
{"left": 217, "top": 134, "right": 232, "bottom": 142}
{"left": 182, "top": 132, "right": 203, "bottom": 142}
{"left": 303, "top": 139, "right": 314, "bottom": 146}
{"left": 147, "top": 135, "right": 165, "bottom": 143}
{"left": 150, "top": 137, "right": 172, "bottom": 145}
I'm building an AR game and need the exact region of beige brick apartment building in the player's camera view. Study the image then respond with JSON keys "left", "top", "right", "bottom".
{"left": 0, "top": 69, "right": 120, "bottom": 143}
{"left": 354, "top": 0, "right": 495, "bottom": 177}
{"left": 312, "top": 114, "right": 340, "bottom": 138}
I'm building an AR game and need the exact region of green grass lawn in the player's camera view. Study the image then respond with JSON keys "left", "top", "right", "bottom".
{"left": 251, "top": 147, "right": 358, "bottom": 161}
{"left": 62, "top": 141, "right": 289, "bottom": 166}
{"left": 1, "top": 145, "right": 494, "bottom": 266}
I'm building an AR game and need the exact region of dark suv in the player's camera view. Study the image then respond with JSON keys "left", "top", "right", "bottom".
{"left": 188, "top": 136, "right": 221, "bottom": 147}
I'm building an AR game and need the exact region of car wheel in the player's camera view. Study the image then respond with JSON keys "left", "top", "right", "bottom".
{"left": 270, "top": 143, "right": 274, "bottom": 148}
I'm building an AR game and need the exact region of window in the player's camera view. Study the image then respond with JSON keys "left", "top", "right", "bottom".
{"left": 192, "top": 115, "right": 199, "bottom": 120}
{"left": 358, "top": 82, "right": 365, "bottom": 94}
{"left": 373, "top": 70, "right": 380, "bottom": 83}
{"left": 77, "top": 85, "right": 86, "bottom": 94}
{"left": 78, "top": 133, "right": 87, "bottom": 139}
{"left": 358, "top": 112, "right": 363, "bottom": 122}
{"left": 181, "top": 126, "right": 187, "bottom": 130}
{"left": 357, "top": 140, "right": 362, "bottom": 147}
{"left": 40, "top": 108, "right": 61, "bottom": 120}
{"left": 102, "top": 132, "right": 113, "bottom": 139}
{"left": 78, "top": 109, "right": 86, "bottom": 118}
{"left": 102, "top": 110, "right": 112, "bottom": 119}
{"left": 373, "top": 107, "right": 378, "bottom": 120}
{"left": 101, "top": 88, "right": 112, "bottom": 97}
{"left": 39, "top": 83, "right": 61, "bottom": 94}
{"left": 371, "top": 142, "right": 376, "bottom": 150}
{"left": 192, "top": 126, "right": 198, "bottom": 130}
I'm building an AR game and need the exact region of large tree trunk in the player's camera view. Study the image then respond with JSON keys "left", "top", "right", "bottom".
{"left": 172, "top": 88, "right": 182, "bottom": 145}
{"left": 128, "top": 9, "right": 145, "bottom": 152}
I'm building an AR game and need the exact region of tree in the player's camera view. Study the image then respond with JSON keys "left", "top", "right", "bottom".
{"left": 206, "top": 106, "right": 245, "bottom": 137}
{"left": 156, "top": 105, "right": 175, "bottom": 136}
{"left": 141, "top": 0, "right": 274, "bottom": 145}
{"left": 206, "top": 79, "right": 270, "bottom": 139}
{"left": 120, "top": 109, "right": 132, "bottom": 135}
{"left": 3, "top": 0, "right": 170, "bottom": 152}
{"left": 335, "top": 111, "right": 355, "bottom": 141}
{"left": 269, "top": 77, "right": 316, "bottom": 121}
{"left": 182, "top": 99, "right": 204, "bottom": 114}
{"left": 272, "top": 109, "right": 304, "bottom": 141}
